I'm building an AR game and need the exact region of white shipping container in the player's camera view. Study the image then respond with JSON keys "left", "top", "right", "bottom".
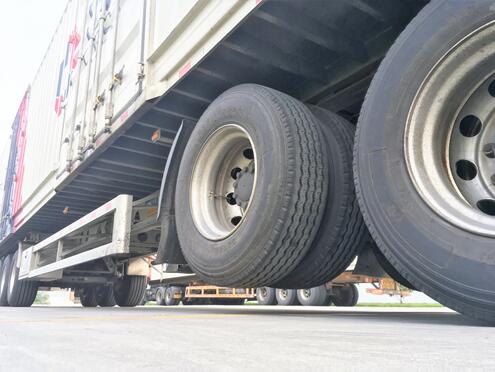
{"left": 2, "top": 0, "right": 259, "bottom": 245}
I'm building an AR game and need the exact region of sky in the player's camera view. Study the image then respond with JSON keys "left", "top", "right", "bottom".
{"left": 0, "top": 0, "right": 68, "bottom": 185}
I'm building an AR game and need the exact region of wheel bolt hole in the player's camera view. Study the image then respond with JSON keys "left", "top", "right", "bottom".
{"left": 231, "top": 216, "right": 242, "bottom": 226}
{"left": 243, "top": 148, "right": 254, "bottom": 160}
{"left": 226, "top": 193, "right": 237, "bottom": 205}
{"left": 477, "top": 199, "right": 495, "bottom": 216}
{"left": 459, "top": 115, "right": 482, "bottom": 137}
{"left": 455, "top": 160, "right": 477, "bottom": 180}
{"left": 230, "top": 167, "right": 241, "bottom": 179}
{"left": 489, "top": 80, "right": 495, "bottom": 97}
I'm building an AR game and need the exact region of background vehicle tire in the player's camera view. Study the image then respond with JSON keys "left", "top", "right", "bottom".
{"left": 274, "top": 107, "right": 368, "bottom": 289}
{"left": 276, "top": 289, "right": 299, "bottom": 306}
{"left": 7, "top": 253, "right": 38, "bottom": 307}
{"left": 256, "top": 287, "right": 277, "bottom": 305}
{"left": 354, "top": 0, "right": 495, "bottom": 322}
{"left": 0, "top": 256, "right": 9, "bottom": 306}
{"left": 175, "top": 84, "right": 327, "bottom": 287}
{"left": 80, "top": 288, "right": 98, "bottom": 307}
{"left": 332, "top": 284, "right": 358, "bottom": 307}
{"left": 114, "top": 276, "right": 147, "bottom": 307}
{"left": 155, "top": 287, "right": 165, "bottom": 306}
{"left": 297, "top": 285, "right": 330, "bottom": 306}
{"left": 96, "top": 285, "right": 116, "bottom": 307}
{"left": 164, "top": 286, "right": 181, "bottom": 306}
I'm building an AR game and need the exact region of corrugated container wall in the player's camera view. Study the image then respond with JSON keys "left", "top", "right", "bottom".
{"left": 1, "top": 0, "right": 258, "bottom": 244}
{"left": 12, "top": 0, "right": 145, "bottom": 230}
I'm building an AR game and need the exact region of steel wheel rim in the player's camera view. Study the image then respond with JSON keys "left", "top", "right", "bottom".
{"left": 260, "top": 287, "right": 268, "bottom": 298}
{"left": 301, "top": 289, "right": 311, "bottom": 299}
{"left": 405, "top": 22, "right": 495, "bottom": 236}
{"left": 279, "top": 289, "right": 288, "bottom": 299}
{"left": 190, "top": 124, "right": 257, "bottom": 241}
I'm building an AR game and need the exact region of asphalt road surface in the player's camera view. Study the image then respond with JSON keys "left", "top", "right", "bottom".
{"left": 0, "top": 305, "right": 493, "bottom": 371}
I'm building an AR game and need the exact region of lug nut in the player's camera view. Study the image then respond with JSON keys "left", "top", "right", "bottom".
{"left": 483, "top": 143, "right": 495, "bottom": 158}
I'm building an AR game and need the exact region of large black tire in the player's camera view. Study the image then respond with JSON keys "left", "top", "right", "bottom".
{"left": 297, "top": 286, "right": 330, "bottom": 306}
{"left": 274, "top": 107, "right": 368, "bottom": 289}
{"left": 164, "top": 286, "right": 181, "bottom": 306}
{"left": 275, "top": 289, "right": 299, "bottom": 306}
{"left": 354, "top": 0, "right": 495, "bottom": 323}
{"left": 114, "top": 276, "right": 147, "bottom": 307}
{"left": 96, "top": 285, "right": 116, "bottom": 307}
{"left": 155, "top": 287, "right": 165, "bottom": 306}
{"left": 80, "top": 288, "right": 98, "bottom": 307}
{"left": 7, "top": 253, "right": 38, "bottom": 307}
{"left": 176, "top": 84, "right": 327, "bottom": 287}
{"left": 332, "top": 284, "right": 359, "bottom": 307}
{"left": 256, "top": 287, "right": 276, "bottom": 305}
{"left": 0, "top": 257, "right": 9, "bottom": 306}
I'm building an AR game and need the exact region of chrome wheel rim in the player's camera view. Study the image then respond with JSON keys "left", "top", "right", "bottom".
{"left": 405, "top": 22, "right": 495, "bottom": 236}
{"left": 190, "top": 124, "right": 257, "bottom": 241}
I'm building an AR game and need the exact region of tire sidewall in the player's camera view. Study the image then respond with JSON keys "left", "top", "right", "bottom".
{"left": 356, "top": 0, "right": 495, "bottom": 311}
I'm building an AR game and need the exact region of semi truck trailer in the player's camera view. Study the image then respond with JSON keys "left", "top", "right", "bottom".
{"left": 0, "top": 0, "right": 494, "bottom": 322}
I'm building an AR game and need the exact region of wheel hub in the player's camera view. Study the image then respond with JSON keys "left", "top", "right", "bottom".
{"left": 190, "top": 124, "right": 257, "bottom": 240}
{"left": 405, "top": 22, "right": 495, "bottom": 236}
{"left": 232, "top": 162, "right": 255, "bottom": 209}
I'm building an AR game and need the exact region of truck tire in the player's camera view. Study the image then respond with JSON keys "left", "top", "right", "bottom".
{"left": 96, "top": 285, "right": 116, "bottom": 307}
{"left": 175, "top": 84, "right": 327, "bottom": 287}
{"left": 164, "top": 286, "right": 180, "bottom": 306}
{"left": 114, "top": 275, "right": 147, "bottom": 307}
{"left": 354, "top": 0, "right": 495, "bottom": 322}
{"left": 276, "top": 289, "right": 299, "bottom": 306}
{"left": 0, "top": 256, "right": 11, "bottom": 306}
{"left": 297, "top": 286, "right": 330, "bottom": 306}
{"left": 7, "top": 253, "right": 38, "bottom": 307}
{"left": 256, "top": 287, "right": 276, "bottom": 305}
{"left": 80, "top": 288, "right": 98, "bottom": 307}
{"left": 332, "top": 284, "right": 359, "bottom": 307}
{"left": 274, "top": 107, "right": 367, "bottom": 289}
{"left": 155, "top": 287, "right": 165, "bottom": 306}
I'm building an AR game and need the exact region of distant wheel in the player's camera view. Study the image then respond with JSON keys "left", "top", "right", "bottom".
{"left": 275, "top": 289, "right": 299, "bottom": 306}
{"left": 256, "top": 287, "right": 276, "bottom": 305}
{"left": 155, "top": 287, "right": 165, "bottom": 305}
{"left": 0, "top": 256, "right": 10, "bottom": 306}
{"left": 80, "top": 288, "right": 98, "bottom": 307}
{"left": 332, "top": 284, "right": 359, "bottom": 307}
{"left": 297, "top": 285, "right": 330, "bottom": 306}
{"left": 7, "top": 253, "right": 38, "bottom": 307}
{"left": 96, "top": 285, "right": 116, "bottom": 307}
{"left": 164, "top": 286, "right": 181, "bottom": 306}
{"left": 113, "top": 276, "right": 147, "bottom": 307}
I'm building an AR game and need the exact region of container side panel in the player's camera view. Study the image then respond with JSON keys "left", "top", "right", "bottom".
{"left": 1, "top": 91, "right": 29, "bottom": 238}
